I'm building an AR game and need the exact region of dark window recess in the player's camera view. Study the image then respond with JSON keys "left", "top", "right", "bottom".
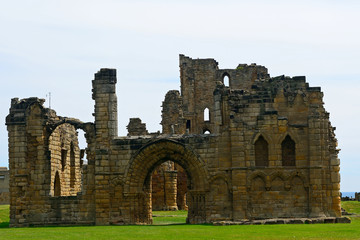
{"left": 282, "top": 135, "right": 296, "bottom": 166}
{"left": 54, "top": 171, "right": 61, "bottom": 196}
{"left": 255, "top": 136, "right": 269, "bottom": 167}
{"left": 61, "top": 149, "right": 67, "bottom": 171}
{"left": 186, "top": 120, "right": 191, "bottom": 129}
{"left": 70, "top": 143, "right": 75, "bottom": 188}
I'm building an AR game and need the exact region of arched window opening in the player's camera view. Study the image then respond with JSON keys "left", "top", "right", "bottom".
{"left": 223, "top": 74, "right": 230, "bottom": 87}
{"left": 204, "top": 108, "right": 210, "bottom": 122}
{"left": 282, "top": 135, "right": 296, "bottom": 166}
{"left": 77, "top": 129, "right": 87, "bottom": 165}
{"left": 255, "top": 136, "right": 269, "bottom": 167}
{"left": 54, "top": 171, "right": 61, "bottom": 197}
{"left": 203, "top": 129, "right": 211, "bottom": 134}
{"left": 70, "top": 142, "right": 75, "bottom": 188}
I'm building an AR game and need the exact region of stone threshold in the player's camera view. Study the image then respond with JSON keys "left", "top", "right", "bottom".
{"left": 213, "top": 217, "right": 351, "bottom": 225}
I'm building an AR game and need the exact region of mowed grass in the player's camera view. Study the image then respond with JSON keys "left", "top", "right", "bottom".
{"left": 153, "top": 210, "right": 187, "bottom": 225}
{"left": 1, "top": 203, "right": 360, "bottom": 239}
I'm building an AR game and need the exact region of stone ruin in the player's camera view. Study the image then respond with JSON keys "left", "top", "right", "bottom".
{"left": 0, "top": 167, "right": 9, "bottom": 204}
{"left": 6, "top": 55, "right": 344, "bottom": 227}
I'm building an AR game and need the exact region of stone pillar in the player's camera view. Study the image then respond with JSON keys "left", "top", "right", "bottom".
{"left": 164, "top": 170, "right": 178, "bottom": 210}
{"left": 92, "top": 68, "right": 118, "bottom": 143}
{"left": 92, "top": 69, "right": 118, "bottom": 225}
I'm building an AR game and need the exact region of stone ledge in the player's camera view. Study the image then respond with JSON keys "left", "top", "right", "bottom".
{"left": 213, "top": 217, "right": 351, "bottom": 226}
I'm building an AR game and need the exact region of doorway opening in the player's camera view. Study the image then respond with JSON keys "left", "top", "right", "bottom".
{"left": 151, "top": 161, "right": 188, "bottom": 225}
{"left": 124, "top": 140, "right": 208, "bottom": 225}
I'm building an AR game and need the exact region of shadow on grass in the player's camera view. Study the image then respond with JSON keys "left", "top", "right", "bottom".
{"left": 0, "top": 221, "right": 9, "bottom": 228}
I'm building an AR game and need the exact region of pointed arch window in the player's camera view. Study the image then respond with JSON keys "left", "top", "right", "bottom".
{"left": 204, "top": 108, "right": 210, "bottom": 122}
{"left": 54, "top": 171, "right": 61, "bottom": 196}
{"left": 282, "top": 135, "right": 296, "bottom": 166}
{"left": 255, "top": 136, "right": 269, "bottom": 167}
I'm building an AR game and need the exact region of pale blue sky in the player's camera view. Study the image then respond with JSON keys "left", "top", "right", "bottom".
{"left": 1, "top": 0, "right": 359, "bottom": 191}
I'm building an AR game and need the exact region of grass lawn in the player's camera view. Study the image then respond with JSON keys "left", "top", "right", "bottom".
{"left": 1, "top": 203, "right": 360, "bottom": 239}
{"left": 153, "top": 210, "right": 187, "bottom": 225}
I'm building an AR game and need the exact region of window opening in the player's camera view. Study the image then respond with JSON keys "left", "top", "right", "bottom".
{"left": 204, "top": 108, "right": 210, "bottom": 122}
{"left": 255, "top": 136, "right": 269, "bottom": 167}
{"left": 61, "top": 149, "right": 67, "bottom": 171}
{"left": 77, "top": 129, "right": 87, "bottom": 165}
{"left": 186, "top": 120, "right": 191, "bottom": 130}
{"left": 223, "top": 74, "right": 230, "bottom": 87}
{"left": 54, "top": 171, "right": 61, "bottom": 196}
{"left": 282, "top": 135, "right": 296, "bottom": 166}
{"left": 70, "top": 142, "right": 75, "bottom": 188}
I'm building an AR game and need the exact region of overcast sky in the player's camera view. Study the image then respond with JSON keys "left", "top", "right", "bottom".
{"left": 1, "top": 0, "right": 359, "bottom": 191}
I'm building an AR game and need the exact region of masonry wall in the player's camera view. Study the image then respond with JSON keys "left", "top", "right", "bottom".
{"left": 49, "top": 123, "right": 82, "bottom": 197}
{"left": 6, "top": 56, "right": 342, "bottom": 227}
{"left": 6, "top": 98, "right": 96, "bottom": 226}
{"left": 0, "top": 167, "right": 9, "bottom": 204}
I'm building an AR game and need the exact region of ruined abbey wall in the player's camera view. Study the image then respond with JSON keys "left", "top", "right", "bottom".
{"left": 0, "top": 167, "right": 9, "bottom": 204}
{"left": 6, "top": 55, "right": 342, "bottom": 227}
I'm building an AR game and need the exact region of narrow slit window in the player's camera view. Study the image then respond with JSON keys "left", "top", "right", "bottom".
{"left": 70, "top": 142, "right": 75, "bottom": 188}
{"left": 204, "top": 108, "right": 210, "bottom": 122}
{"left": 186, "top": 120, "right": 191, "bottom": 130}
{"left": 54, "top": 171, "right": 61, "bottom": 196}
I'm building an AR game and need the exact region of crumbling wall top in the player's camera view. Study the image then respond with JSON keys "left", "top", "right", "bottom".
{"left": 94, "top": 68, "right": 117, "bottom": 84}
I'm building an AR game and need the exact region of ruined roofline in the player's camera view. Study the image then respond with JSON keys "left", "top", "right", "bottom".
{"left": 6, "top": 97, "right": 92, "bottom": 131}
{"left": 179, "top": 54, "right": 268, "bottom": 73}
{"left": 178, "top": 55, "right": 321, "bottom": 88}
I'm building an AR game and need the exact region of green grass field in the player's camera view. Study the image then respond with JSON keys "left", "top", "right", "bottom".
{"left": 1, "top": 203, "right": 360, "bottom": 239}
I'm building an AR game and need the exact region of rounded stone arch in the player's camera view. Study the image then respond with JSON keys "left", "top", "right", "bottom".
{"left": 124, "top": 139, "right": 210, "bottom": 195}
{"left": 222, "top": 72, "right": 231, "bottom": 87}
{"left": 47, "top": 119, "right": 95, "bottom": 145}
{"left": 202, "top": 128, "right": 211, "bottom": 134}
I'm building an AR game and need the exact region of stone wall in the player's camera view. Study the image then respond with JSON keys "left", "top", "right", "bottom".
{"left": 6, "top": 55, "right": 342, "bottom": 226}
{"left": 0, "top": 167, "right": 9, "bottom": 204}
{"left": 127, "top": 118, "right": 148, "bottom": 136}
{"left": 49, "top": 123, "right": 82, "bottom": 197}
